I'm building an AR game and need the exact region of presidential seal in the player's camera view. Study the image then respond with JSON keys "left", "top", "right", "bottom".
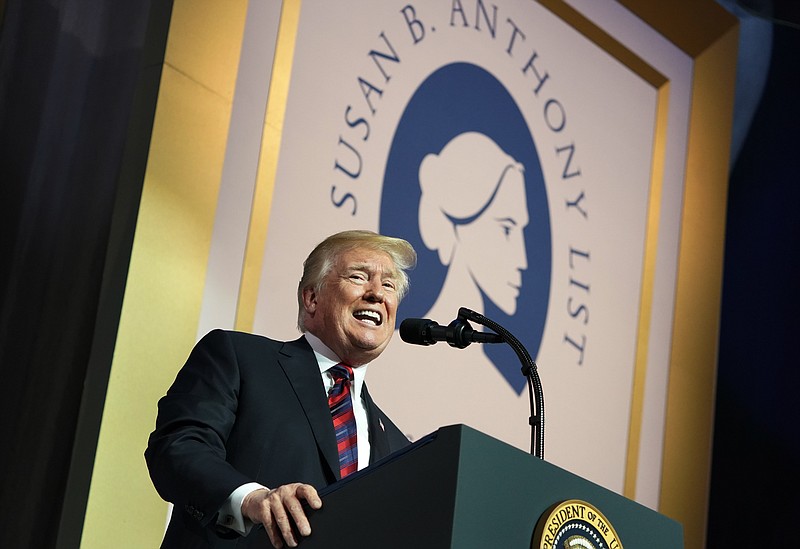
{"left": 532, "top": 500, "right": 623, "bottom": 549}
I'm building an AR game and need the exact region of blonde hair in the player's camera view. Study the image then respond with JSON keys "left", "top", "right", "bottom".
{"left": 297, "top": 230, "right": 417, "bottom": 331}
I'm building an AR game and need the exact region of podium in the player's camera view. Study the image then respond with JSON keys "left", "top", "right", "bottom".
{"left": 301, "top": 424, "right": 683, "bottom": 548}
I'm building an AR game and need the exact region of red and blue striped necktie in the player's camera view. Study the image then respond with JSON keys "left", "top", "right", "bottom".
{"left": 328, "top": 364, "right": 358, "bottom": 478}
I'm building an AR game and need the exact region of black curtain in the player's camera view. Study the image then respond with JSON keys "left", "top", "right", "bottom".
{"left": 0, "top": 1, "right": 172, "bottom": 547}
{"left": 707, "top": 20, "right": 800, "bottom": 546}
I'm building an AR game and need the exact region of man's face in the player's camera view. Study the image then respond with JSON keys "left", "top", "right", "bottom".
{"left": 302, "top": 247, "right": 400, "bottom": 366}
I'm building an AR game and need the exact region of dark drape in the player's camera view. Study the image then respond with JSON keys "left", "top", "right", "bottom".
{"left": 0, "top": 1, "right": 172, "bottom": 547}
{"left": 707, "top": 20, "right": 800, "bottom": 546}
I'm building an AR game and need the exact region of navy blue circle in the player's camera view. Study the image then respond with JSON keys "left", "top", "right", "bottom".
{"left": 380, "top": 62, "right": 551, "bottom": 393}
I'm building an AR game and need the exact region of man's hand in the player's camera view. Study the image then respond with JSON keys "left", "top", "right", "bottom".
{"left": 241, "top": 483, "right": 322, "bottom": 548}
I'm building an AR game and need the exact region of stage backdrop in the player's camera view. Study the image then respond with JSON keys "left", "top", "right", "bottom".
{"left": 259, "top": 0, "right": 665, "bottom": 497}
{"left": 81, "top": 1, "right": 736, "bottom": 548}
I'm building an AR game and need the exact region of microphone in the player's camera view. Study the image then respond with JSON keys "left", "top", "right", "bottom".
{"left": 399, "top": 317, "right": 503, "bottom": 348}
{"left": 402, "top": 307, "right": 546, "bottom": 459}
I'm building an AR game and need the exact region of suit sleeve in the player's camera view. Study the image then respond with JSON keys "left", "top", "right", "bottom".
{"left": 145, "top": 329, "right": 254, "bottom": 528}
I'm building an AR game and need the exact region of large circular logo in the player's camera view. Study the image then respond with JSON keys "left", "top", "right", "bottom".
{"left": 380, "top": 62, "right": 552, "bottom": 394}
{"left": 533, "top": 500, "right": 623, "bottom": 549}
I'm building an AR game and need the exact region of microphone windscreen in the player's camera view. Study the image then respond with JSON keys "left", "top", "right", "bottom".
{"left": 399, "top": 318, "right": 432, "bottom": 345}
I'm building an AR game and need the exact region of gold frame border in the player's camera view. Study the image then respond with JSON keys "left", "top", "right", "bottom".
{"left": 79, "top": 1, "right": 251, "bottom": 546}
{"left": 236, "top": 0, "right": 302, "bottom": 332}
{"left": 543, "top": 2, "right": 738, "bottom": 548}
{"left": 659, "top": 18, "right": 737, "bottom": 548}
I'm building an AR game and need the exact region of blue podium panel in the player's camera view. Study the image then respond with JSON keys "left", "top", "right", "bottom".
{"left": 296, "top": 425, "right": 683, "bottom": 549}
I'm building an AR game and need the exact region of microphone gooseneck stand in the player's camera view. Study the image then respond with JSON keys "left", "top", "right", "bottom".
{"left": 454, "top": 307, "right": 545, "bottom": 460}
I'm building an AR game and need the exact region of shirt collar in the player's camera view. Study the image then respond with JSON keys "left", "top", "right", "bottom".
{"left": 304, "top": 331, "right": 368, "bottom": 391}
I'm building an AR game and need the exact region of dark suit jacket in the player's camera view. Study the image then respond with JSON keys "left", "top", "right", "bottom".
{"left": 145, "top": 329, "right": 409, "bottom": 548}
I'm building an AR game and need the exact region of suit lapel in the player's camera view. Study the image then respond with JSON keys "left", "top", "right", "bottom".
{"left": 278, "top": 337, "right": 341, "bottom": 480}
{"left": 362, "top": 383, "right": 391, "bottom": 464}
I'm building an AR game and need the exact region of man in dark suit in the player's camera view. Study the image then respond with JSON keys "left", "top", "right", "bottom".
{"left": 145, "top": 230, "right": 417, "bottom": 548}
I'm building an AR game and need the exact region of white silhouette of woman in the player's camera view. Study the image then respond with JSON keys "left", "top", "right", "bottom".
{"left": 370, "top": 131, "right": 532, "bottom": 449}
{"left": 418, "top": 132, "right": 529, "bottom": 323}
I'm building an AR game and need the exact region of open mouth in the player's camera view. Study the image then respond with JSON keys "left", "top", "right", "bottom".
{"left": 353, "top": 310, "right": 382, "bottom": 326}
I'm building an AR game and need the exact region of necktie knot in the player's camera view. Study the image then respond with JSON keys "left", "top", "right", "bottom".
{"left": 329, "top": 363, "right": 354, "bottom": 383}
{"left": 328, "top": 364, "right": 353, "bottom": 398}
